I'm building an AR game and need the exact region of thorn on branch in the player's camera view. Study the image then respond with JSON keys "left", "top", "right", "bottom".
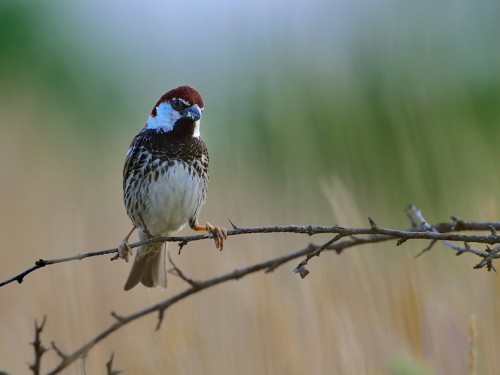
{"left": 368, "top": 217, "right": 379, "bottom": 230}
{"left": 228, "top": 218, "right": 239, "bottom": 230}
{"left": 397, "top": 238, "right": 408, "bottom": 246}
{"left": 177, "top": 241, "right": 188, "bottom": 255}
{"left": 156, "top": 309, "right": 165, "bottom": 331}
{"left": 489, "top": 225, "right": 498, "bottom": 237}
{"left": 111, "top": 311, "right": 126, "bottom": 323}
{"left": 106, "top": 352, "right": 123, "bottom": 375}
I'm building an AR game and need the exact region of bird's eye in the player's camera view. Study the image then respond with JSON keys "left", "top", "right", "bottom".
{"left": 170, "top": 98, "right": 187, "bottom": 111}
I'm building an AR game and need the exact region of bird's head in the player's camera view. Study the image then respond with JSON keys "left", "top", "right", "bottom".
{"left": 145, "top": 85, "right": 204, "bottom": 137}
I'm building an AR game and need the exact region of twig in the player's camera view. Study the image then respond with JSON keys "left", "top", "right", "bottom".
{"left": 407, "top": 204, "right": 489, "bottom": 258}
{"left": 167, "top": 252, "right": 202, "bottom": 288}
{"left": 293, "top": 234, "right": 345, "bottom": 278}
{"left": 8, "top": 205, "right": 500, "bottom": 373}
{"left": 51, "top": 341, "right": 67, "bottom": 360}
{"left": 474, "top": 246, "right": 500, "bottom": 272}
{"left": 0, "top": 248, "right": 117, "bottom": 287}
{"left": 29, "top": 316, "right": 47, "bottom": 375}
{"left": 106, "top": 352, "right": 122, "bottom": 375}
{"left": 4, "top": 220, "right": 500, "bottom": 288}
{"left": 44, "top": 243, "right": 316, "bottom": 374}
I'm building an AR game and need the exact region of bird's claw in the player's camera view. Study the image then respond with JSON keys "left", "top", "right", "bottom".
{"left": 206, "top": 222, "right": 228, "bottom": 250}
{"left": 118, "top": 240, "right": 133, "bottom": 262}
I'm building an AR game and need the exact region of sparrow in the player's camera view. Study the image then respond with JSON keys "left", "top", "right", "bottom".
{"left": 119, "top": 85, "right": 227, "bottom": 291}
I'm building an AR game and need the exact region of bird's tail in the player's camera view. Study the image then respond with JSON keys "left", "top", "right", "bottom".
{"left": 124, "top": 242, "right": 167, "bottom": 291}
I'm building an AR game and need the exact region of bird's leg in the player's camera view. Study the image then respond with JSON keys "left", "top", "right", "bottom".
{"left": 192, "top": 222, "right": 228, "bottom": 250}
{"left": 118, "top": 226, "right": 136, "bottom": 262}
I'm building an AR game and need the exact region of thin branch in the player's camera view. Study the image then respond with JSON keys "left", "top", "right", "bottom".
{"left": 51, "top": 341, "right": 67, "bottom": 360}
{"left": 293, "top": 234, "right": 345, "bottom": 277}
{"left": 44, "top": 243, "right": 315, "bottom": 374}
{"left": 474, "top": 246, "right": 500, "bottom": 272}
{"left": 29, "top": 316, "right": 47, "bottom": 375}
{"left": 4, "top": 219, "right": 500, "bottom": 287}
{"left": 0, "top": 248, "right": 117, "bottom": 287}
{"left": 167, "top": 252, "right": 201, "bottom": 288}
{"left": 37, "top": 212, "right": 500, "bottom": 374}
{"left": 406, "top": 203, "right": 488, "bottom": 259}
{"left": 8, "top": 205, "right": 500, "bottom": 373}
{"left": 106, "top": 352, "right": 122, "bottom": 375}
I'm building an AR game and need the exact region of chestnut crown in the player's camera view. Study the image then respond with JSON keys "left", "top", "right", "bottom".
{"left": 151, "top": 86, "right": 204, "bottom": 117}
{"left": 145, "top": 85, "right": 204, "bottom": 136}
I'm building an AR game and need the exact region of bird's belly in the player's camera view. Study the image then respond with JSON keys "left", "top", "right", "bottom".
{"left": 135, "top": 163, "right": 205, "bottom": 236}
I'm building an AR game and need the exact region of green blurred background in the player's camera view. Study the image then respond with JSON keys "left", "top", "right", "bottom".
{"left": 1, "top": 0, "right": 500, "bottom": 373}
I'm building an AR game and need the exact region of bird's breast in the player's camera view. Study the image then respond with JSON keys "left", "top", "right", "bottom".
{"left": 125, "top": 158, "right": 207, "bottom": 236}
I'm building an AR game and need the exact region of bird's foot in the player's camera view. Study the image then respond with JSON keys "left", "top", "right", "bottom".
{"left": 118, "top": 240, "right": 133, "bottom": 262}
{"left": 118, "top": 226, "right": 136, "bottom": 262}
{"left": 205, "top": 222, "right": 228, "bottom": 250}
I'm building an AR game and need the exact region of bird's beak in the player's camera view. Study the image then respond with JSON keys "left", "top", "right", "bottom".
{"left": 180, "top": 104, "right": 202, "bottom": 121}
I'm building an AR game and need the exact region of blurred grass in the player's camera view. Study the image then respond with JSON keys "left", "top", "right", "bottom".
{"left": 1, "top": 0, "right": 500, "bottom": 374}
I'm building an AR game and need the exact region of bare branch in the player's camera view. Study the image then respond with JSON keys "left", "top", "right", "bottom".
{"left": 44, "top": 242, "right": 323, "bottom": 374}
{"left": 29, "top": 316, "right": 47, "bottom": 375}
{"left": 0, "top": 248, "right": 117, "bottom": 287}
{"left": 7, "top": 205, "right": 500, "bottom": 373}
{"left": 293, "top": 234, "right": 345, "bottom": 278}
{"left": 4, "top": 218, "right": 500, "bottom": 288}
{"left": 407, "top": 203, "right": 433, "bottom": 230}
{"left": 110, "top": 311, "right": 126, "bottom": 323}
{"left": 474, "top": 246, "right": 500, "bottom": 272}
{"left": 51, "top": 341, "right": 67, "bottom": 360}
{"left": 167, "top": 252, "right": 201, "bottom": 288}
{"left": 407, "top": 203, "right": 488, "bottom": 258}
{"left": 414, "top": 239, "right": 438, "bottom": 257}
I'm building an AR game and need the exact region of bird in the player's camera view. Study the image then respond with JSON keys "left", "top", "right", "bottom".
{"left": 119, "top": 85, "right": 227, "bottom": 291}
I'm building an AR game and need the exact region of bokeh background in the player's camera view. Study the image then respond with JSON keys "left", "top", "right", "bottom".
{"left": 1, "top": 0, "right": 500, "bottom": 373}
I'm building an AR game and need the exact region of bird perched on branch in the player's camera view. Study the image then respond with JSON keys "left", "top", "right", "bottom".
{"left": 119, "top": 85, "right": 227, "bottom": 290}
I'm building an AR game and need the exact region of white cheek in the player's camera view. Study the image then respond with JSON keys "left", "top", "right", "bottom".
{"left": 192, "top": 120, "right": 201, "bottom": 138}
{"left": 145, "top": 102, "right": 180, "bottom": 131}
{"left": 145, "top": 115, "right": 160, "bottom": 130}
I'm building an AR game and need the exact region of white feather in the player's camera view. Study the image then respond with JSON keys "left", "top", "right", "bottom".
{"left": 145, "top": 101, "right": 180, "bottom": 131}
{"left": 140, "top": 161, "right": 205, "bottom": 236}
{"left": 192, "top": 120, "right": 201, "bottom": 138}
